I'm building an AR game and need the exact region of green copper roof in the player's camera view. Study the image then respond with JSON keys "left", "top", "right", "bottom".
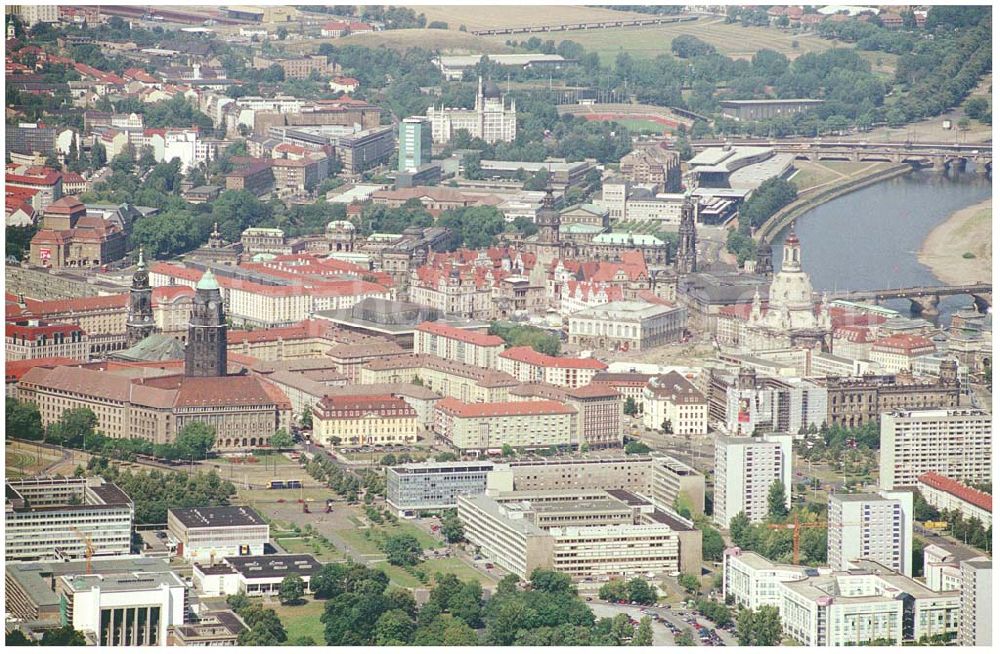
{"left": 196, "top": 268, "right": 219, "bottom": 291}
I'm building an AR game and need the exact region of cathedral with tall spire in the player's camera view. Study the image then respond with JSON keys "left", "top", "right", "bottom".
{"left": 184, "top": 269, "right": 228, "bottom": 377}
{"left": 125, "top": 248, "right": 157, "bottom": 347}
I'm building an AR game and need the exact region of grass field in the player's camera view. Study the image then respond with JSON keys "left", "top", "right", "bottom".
{"left": 487, "top": 16, "right": 841, "bottom": 64}
{"left": 610, "top": 118, "right": 671, "bottom": 134}
{"left": 274, "top": 601, "right": 326, "bottom": 644}
{"left": 415, "top": 5, "right": 650, "bottom": 32}
{"left": 281, "top": 29, "right": 515, "bottom": 54}
{"left": 275, "top": 536, "right": 344, "bottom": 561}
{"left": 419, "top": 557, "right": 495, "bottom": 586}
{"left": 789, "top": 161, "right": 895, "bottom": 192}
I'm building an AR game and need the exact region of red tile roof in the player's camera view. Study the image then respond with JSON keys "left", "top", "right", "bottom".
{"left": 918, "top": 472, "right": 992, "bottom": 512}
{"left": 6, "top": 323, "right": 85, "bottom": 339}
{"left": 6, "top": 356, "right": 84, "bottom": 383}
{"left": 500, "top": 346, "right": 607, "bottom": 370}
{"left": 316, "top": 394, "right": 413, "bottom": 415}
{"left": 871, "top": 333, "right": 936, "bottom": 353}
{"left": 415, "top": 321, "right": 504, "bottom": 347}
{"left": 436, "top": 396, "right": 575, "bottom": 418}
{"left": 24, "top": 293, "right": 128, "bottom": 316}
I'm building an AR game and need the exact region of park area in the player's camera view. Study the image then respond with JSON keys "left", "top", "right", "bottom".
{"left": 487, "top": 16, "right": 840, "bottom": 64}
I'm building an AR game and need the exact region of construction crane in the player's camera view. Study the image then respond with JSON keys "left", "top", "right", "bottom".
{"left": 71, "top": 527, "right": 95, "bottom": 574}
{"left": 767, "top": 515, "right": 861, "bottom": 565}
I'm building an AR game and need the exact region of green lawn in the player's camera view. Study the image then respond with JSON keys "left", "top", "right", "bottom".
{"left": 419, "top": 557, "right": 495, "bottom": 586}
{"left": 332, "top": 527, "right": 383, "bottom": 556}
{"left": 373, "top": 561, "right": 423, "bottom": 588}
{"left": 611, "top": 118, "right": 670, "bottom": 134}
{"left": 528, "top": 17, "right": 839, "bottom": 64}
{"left": 276, "top": 536, "right": 344, "bottom": 561}
{"left": 274, "top": 601, "right": 326, "bottom": 644}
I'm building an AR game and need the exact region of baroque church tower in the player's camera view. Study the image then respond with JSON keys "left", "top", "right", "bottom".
{"left": 675, "top": 191, "right": 697, "bottom": 276}
{"left": 185, "top": 269, "right": 228, "bottom": 378}
{"left": 533, "top": 184, "right": 562, "bottom": 268}
{"left": 125, "top": 247, "right": 156, "bottom": 346}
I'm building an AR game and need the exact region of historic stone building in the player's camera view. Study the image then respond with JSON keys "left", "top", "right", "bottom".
{"left": 125, "top": 249, "right": 157, "bottom": 347}
{"left": 716, "top": 225, "right": 831, "bottom": 353}
{"left": 426, "top": 77, "right": 517, "bottom": 144}
{"left": 184, "top": 269, "right": 228, "bottom": 378}
{"left": 817, "top": 362, "right": 962, "bottom": 428}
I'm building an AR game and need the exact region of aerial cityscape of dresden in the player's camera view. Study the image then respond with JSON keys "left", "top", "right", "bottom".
{"left": 2, "top": 2, "right": 993, "bottom": 648}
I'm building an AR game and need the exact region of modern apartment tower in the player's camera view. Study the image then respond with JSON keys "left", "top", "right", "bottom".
{"left": 828, "top": 490, "right": 914, "bottom": 576}
{"left": 879, "top": 408, "right": 992, "bottom": 490}
{"left": 713, "top": 432, "right": 793, "bottom": 527}
{"left": 398, "top": 116, "right": 432, "bottom": 172}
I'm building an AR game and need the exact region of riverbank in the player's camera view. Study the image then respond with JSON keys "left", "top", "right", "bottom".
{"left": 757, "top": 163, "right": 912, "bottom": 244}
{"left": 918, "top": 198, "right": 992, "bottom": 285}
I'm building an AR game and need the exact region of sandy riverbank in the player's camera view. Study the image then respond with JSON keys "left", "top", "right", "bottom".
{"left": 918, "top": 198, "right": 992, "bottom": 285}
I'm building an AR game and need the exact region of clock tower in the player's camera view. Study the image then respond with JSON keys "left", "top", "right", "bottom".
{"left": 125, "top": 247, "right": 157, "bottom": 346}
{"left": 185, "top": 268, "right": 228, "bottom": 378}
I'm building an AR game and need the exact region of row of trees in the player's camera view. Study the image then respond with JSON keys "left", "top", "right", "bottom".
{"left": 597, "top": 577, "right": 659, "bottom": 605}
{"left": 8, "top": 401, "right": 218, "bottom": 463}
{"left": 86, "top": 457, "right": 236, "bottom": 524}
{"left": 726, "top": 176, "right": 797, "bottom": 264}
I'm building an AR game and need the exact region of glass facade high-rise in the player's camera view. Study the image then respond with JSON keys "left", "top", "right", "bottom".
{"left": 398, "top": 117, "right": 431, "bottom": 172}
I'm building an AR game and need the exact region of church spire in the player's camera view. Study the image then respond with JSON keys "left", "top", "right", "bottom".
{"left": 126, "top": 246, "right": 156, "bottom": 347}
{"left": 676, "top": 190, "right": 697, "bottom": 276}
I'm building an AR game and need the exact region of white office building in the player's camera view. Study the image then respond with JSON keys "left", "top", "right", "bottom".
{"left": 167, "top": 506, "right": 269, "bottom": 563}
{"left": 58, "top": 571, "right": 187, "bottom": 646}
{"left": 386, "top": 460, "right": 496, "bottom": 516}
{"left": 723, "top": 547, "right": 811, "bottom": 611}
{"left": 5, "top": 477, "right": 134, "bottom": 561}
{"left": 879, "top": 408, "right": 992, "bottom": 490}
{"left": 713, "top": 432, "right": 793, "bottom": 527}
{"left": 828, "top": 491, "right": 913, "bottom": 577}
{"left": 779, "top": 563, "right": 959, "bottom": 646}
{"left": 959, "top": 557, "right": 992, "bottom": 646}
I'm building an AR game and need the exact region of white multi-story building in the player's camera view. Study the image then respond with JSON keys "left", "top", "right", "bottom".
{"left": 167, "top": 506, "right": 269, "bottom": 563}
{"left": 398, "top": 116, "right": 431, "bottom": 172}
{"left": 878, "top": 408, "right": 992, "bottom": 490}
{"left": 870, "top": 333, "right": 937, "bottom": 373}
{"left": 413, "top": 321, "right": 504, "bottom": 369}
{"left": 723, "top": 547, "right": 810, "bottom": 611}
{"left": 568, "top": 301, "right": 687, "bottom": 352}
{"left": 58, "top": 571, "right": 187, "bottom": 646}
{"left": 713, "top": 432, "right": 793, "bottom": 527}
{"left": 723, "top": 373, "right": 828, "bottom": 436}
{"left": 594, "top": 177, "right": 685, "bottom": 225}
{"left": 5, "top": 477, "right": 134, "bottom": 561}
{"left": 779, "top": 563, "right": 960, "bottom": 646}
{"left": 498, "top": 346, "right": 607, "bottom": 388}
{"left": 426, "top": 77, "right": 517, "bottom": 144}
{"left": 651, "top": 455, "right": 707, "bottom": 515}
{"left": 387, "top": 460, "right": 497, "bottom": 516}
{"left": 457, "top": 490, "right": 695, "bottom": 581}
{"left": 828, "top": 491, "right": 913, "bottom": 577}
{"left": 959, "top": 557, "right": 992, "bottom": 646}
{"left": 434, "top": 397, "right": 577, "bottom": 453}
{"left": 916, "top": 472, "right": 992, "bottom": 529}
{"left": 642, "top": 372, "right": 709, "bottom": 435}
{"left": 8, "top": 5, "right": 59, "bottom": 26}
{"left": 162, "top": 129, "right": 219, "bottom": 173}
{"left": 923, "top": 543, "right": 969, "bottom": 593}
